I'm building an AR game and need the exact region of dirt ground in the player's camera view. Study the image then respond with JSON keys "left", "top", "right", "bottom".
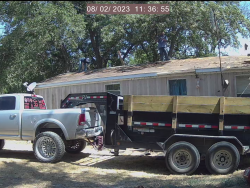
{"left": 0, "top": 140, "right": 249, "bottom": 188}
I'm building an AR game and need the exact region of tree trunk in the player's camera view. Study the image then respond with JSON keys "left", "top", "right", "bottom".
{"left": 148, "top": 42, "right": 158, "bottom": 62}
{"left": 89, "top": 29, "right": 103, "bottom": 69}
{"left": 102, "top": 57, "right": 109, "bottom": 68}
{"left": 168, "top": 27, "right": 183, "bottom": 58}
{"left": 61, "top": 43, "right": 71, "bottom": 72}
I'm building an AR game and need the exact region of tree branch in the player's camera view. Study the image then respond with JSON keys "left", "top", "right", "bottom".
{"left": 122, "top": 44, "right": 134, "bottom": 61}
{"left": 168, "top": 27, "right": 184, "bottom": 57}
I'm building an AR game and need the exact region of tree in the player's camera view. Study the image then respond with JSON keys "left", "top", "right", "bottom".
{"left": 0, "top": 1, "right": 250, "bottom": 93}
{"left": 0, "top": 1, "right": 85, "bottom": 93}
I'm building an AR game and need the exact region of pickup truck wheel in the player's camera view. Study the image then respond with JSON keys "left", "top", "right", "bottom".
{"left": 0, "top": 140, "right": 5, "bottom": 150}
{"left": 65, "top": 140, "right": 86, "bottom": 154}
{"left": 205, "top": 141, "right": 240, "bottom": 174}
{"left": 33, "top": 132, "right": 65, "bottom": 163}
{"left": 165, "top": 141, "right": 200, "bottom": 175}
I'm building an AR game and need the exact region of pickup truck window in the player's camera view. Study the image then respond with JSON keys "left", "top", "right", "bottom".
{"left": 0, "top": 96, "right": 16, "bottom": 110}
{"left": 24, "top": 97, "right": 46, "bottom": 109}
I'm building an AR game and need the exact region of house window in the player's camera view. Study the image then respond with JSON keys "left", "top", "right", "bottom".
{"left": 169, "top": 79, "right": 187, "bottom": 95}
{"left": 236, "top": 76, "right": 250, "bottom": 97}
{"left": 0, "top": 96, "right": 16, "bottom": 110}
{"left": 105, "top": 84, "right": 120, "bottom": 95}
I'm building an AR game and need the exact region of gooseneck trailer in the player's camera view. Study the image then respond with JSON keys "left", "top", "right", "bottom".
{"left": 61, "top": 92, "right": 250, "bottom": 175}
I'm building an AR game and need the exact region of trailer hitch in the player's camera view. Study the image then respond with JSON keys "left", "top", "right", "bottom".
{"left": 88, "top": 136, "right": 104, "bottom": 151}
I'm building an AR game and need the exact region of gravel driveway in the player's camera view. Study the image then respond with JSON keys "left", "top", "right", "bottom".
{"left": 0, "top": 140, "right": 249, "bottom": 188}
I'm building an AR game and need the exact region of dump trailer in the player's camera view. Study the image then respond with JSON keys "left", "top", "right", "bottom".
{"left": 61, "top": 92, "right": 250, "bottom": 175}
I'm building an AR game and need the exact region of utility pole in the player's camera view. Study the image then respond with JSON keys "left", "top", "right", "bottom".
{"left": 211, "top": 9, "right": 224, "bottom": 96}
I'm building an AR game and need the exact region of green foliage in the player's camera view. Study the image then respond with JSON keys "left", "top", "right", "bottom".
{"left": 0, "top": 1, "right": 85, "bottom": 93}
{"left": 0, "top": 1, "right": 249, "bottom": 93}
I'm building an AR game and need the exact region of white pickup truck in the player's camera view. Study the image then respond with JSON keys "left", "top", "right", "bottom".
{"left": 0, "top": 92, "right": 102, "bottom": 162}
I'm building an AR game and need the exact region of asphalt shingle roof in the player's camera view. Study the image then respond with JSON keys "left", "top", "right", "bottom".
{"left": 38, "top": 56, "right": 250, "bottom": 85}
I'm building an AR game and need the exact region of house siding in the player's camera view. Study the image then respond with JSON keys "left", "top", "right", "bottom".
{"left": 35, "top": 71, "right": 250, "bottom": 109}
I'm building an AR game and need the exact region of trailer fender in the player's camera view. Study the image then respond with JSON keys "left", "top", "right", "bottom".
{"left": 157, "top": 134, "right": 246, "bottom": 155}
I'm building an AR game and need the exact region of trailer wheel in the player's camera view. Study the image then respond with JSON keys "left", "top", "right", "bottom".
{"left": 205, "top": 141, "right": 240, "bottom": 174}
{"left": 0, "top": 140, "right": 5, "bottom": 150}
{"left": 165, "top": 141, "right": 200, "bottom": 175}
{"left": 65, "top": 140, "right": 86, "bottom": 154}
{"left": 33, "top": 132, "right": 65, "bottom": 163}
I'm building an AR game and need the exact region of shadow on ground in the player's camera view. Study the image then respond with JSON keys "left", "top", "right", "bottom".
{"left": 0, "top": 160, "right": 248, "bottom": 188}
{"left": 0, "top": 149, "right": 250, "bottom": 176}
{"left": 0, "top": 149, "right": 249, "bottom": 188}
{"left": 0, "top": 149, "right": 91, "bottom": 163}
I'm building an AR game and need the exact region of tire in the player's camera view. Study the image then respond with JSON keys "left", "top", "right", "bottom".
{"left": 205, "top": 141, "right": 240, "bottom": 175}
{"left": 65, "top": 140, "right": 86, "bottom": 154}
{"left": 0, "top": 140, "right": 5, "bottom": 150}
{"left": 165, "top": 141, "right": 200, "bottom": 175}
{"left": 33, "top": 131, "right": 65, "bottom": 163}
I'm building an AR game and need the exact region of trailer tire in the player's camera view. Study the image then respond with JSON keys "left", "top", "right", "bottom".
{"left": 205, "top": 141, "right": 240, "bottom": 175}
{"left": 165, "top": 141, "right": 200, "bottom": 175}
{"left": 0, "top": 140, "right": 5, "bottom": 150}
{"left": 33, "top": 132, "right": 65, "bottom": 163}
{"left": 65, "top": 140, "right": 86, "bottom": 154}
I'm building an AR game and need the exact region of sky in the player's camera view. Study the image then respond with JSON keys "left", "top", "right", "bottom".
{"left": 220, "top": 33, "right": 250, "bottom": 56}
{"left": 217, "top": 1, "right": 250, "bottom": 56}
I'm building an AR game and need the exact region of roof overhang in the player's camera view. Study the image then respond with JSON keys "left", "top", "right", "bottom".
{"left": 36, "top": 67, "right": 250, "bottom": 89}
{"left": 195, "top": 67, "right": 224, "bottom": 73}
{"left": 36, "top": 72, "right": 158, "bottom": 89}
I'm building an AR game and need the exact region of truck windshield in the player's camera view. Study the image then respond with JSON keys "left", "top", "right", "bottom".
{"left": 24, "top": 97, "right": 46, "bottom": 109}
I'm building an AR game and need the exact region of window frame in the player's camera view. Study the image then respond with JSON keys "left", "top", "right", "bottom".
{"left": 168, "top": 78, "right": 187, "bottom": 96}
{"left": 235, "top": 74, "right": 250, "bottom": 97}
{"left": 0, "top": 96, "right": 16, "bottom": 110}
{"left": 24, "top": 96, "right": 46, "bottom": 110}
{"left": 105, "top": 83, "right": 121, "bottom": 95}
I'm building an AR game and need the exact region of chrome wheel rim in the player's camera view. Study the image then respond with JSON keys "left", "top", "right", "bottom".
{"left": 37, "top": 136, "right": 57, "bottom": 159}
{"left": 173, "top": 149, "right": 192, "bottom": 169}
{"left": 213, "top": 150, "right": 232, "bottom": 169}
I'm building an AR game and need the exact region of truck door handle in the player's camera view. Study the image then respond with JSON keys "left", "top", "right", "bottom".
{"left": 10, "top": 114, "right": 17, "bottom": 119}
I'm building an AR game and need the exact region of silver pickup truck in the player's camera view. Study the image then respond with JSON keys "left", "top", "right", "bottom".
{"left": 0, "top": 93, "right": 102, "bottom": 162}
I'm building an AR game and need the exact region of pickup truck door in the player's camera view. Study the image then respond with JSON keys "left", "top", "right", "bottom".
{"left": 0, "top": 96, "right": 20, "bottom": 139}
